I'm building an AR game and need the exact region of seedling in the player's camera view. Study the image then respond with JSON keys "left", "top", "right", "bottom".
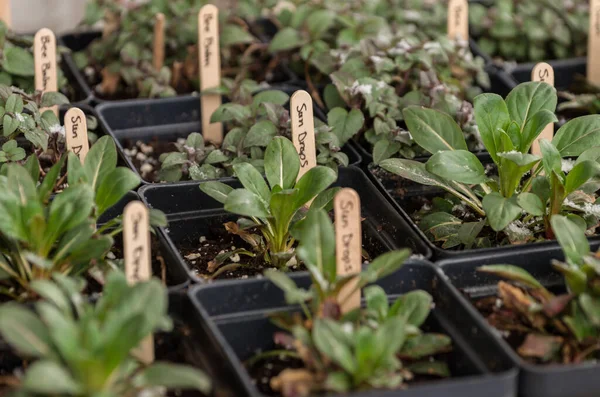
{"left": 328, "top": 31, "right": 488, "bottom": 163}
{"left": 158, "top": 83, "right": 358, "bottom": 182}
{"left": 0, "top": 271, "right": 211, "bottom": 395}
{"left": 470, "top": 0, "right": 589, "bottom": 63}
{"left": 257, "top": 209, "right": 451, "bottom": 396}
{"left": 479, "top": 215, "right": 600, "bottom": 363}
{"left": 199, "top": 136, "right": 337, "bottom": 274}
{"left": 0, "top": 136, "right": 141, "bottom": 300}
{"left": 381, "top": 82, "right": 600, "bottom": 248}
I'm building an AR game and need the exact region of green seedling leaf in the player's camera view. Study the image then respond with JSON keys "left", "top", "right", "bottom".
{"left": 482, "top": 192, "right": 522, "bottom": 232}
{"left": 517, "top": 192, "right": 544, "bottom": 216}
{"left": 550, "top": 215, "right": 589, "bottom": 266}
{"left": 403, "top": 106, "right": 467, "bottom": 154}
{"left": 478, "top": 265, "right": 544, "bottom": 289}
{"left": 554, "top": 115, "right": 600, "bottom": 157}
{"left": 426, "top": 150, "right": 487, "bottom": 184}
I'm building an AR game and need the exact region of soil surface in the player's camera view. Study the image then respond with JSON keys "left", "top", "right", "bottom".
{"left": 110, "top": 235, "right": 183, "bottom": 287}
{"left": 178, "top": 215, "right": 382, "bottom": 281}
{"left": 123, "top": 137, "right": 176, "bottom": 183}
{"left": 247, "top": 350, "right": 454, "bottom": 396}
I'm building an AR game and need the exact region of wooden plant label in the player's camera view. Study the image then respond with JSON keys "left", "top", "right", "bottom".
{"left": 290, "top": 90, "right": 317, "bottom": 181}
{"left": 589, "top": 0, "right": 600, "bottom": 84}
{"left": 334, "top": 188, "right": 362, "bottom": 314}
{"left": 153, "top": 13, "right": 166, "bottom": 70}
{"left": 0, "top": 0, "right": 11, "bottom": 27}
{"left": 447, "top": 0, "right": 469, "bottom": 42}
{"left": 531, "top": 62, "right": 555, "bottom": 156}
{"left": 123, "top": 201, "right": 154, "bottom": 364}
{"left": 64, "top": 108, "right": 90, "bottom": 163}
{"left": 34, "top": 28, "right": 58, "bottom": 116}
{"left": 198, "top": 4, "right": 223, "bottom": 145}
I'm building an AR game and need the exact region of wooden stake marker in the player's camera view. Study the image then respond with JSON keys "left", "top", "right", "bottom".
{"left": 198, "top": 4, "right": 222, "bottom": 145}
{"left": 64, "top": 108, "right": 89, "bottom": 163}
{"left": 0, "top": 0, "right": 11, "bottom": 28}
{"left": 334, "top": 188, "right": 362, "bottom": 314}
{"left": 589, "top": 0, "right": 600, "bottom": 84}
{"left": 448, "top": 0, "right": 469, "bottom": 41}
{"left": 531, "top": 62, "right": 555, "bottom": 156}
{"left": 153, "top": 13, "right": 166, "bottom": 70}
{"left": 290, "top": 90, "right": 317, "bottom": 181}
{"left": 34, "top": 28, "right": 58, "bottom": 116}
{"left": 123, "top": 201, "right": 154, "bottom": 364}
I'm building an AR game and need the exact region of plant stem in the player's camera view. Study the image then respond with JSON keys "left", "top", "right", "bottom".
{"left": 245, "top": 349, "right": 300, "bottom": 368}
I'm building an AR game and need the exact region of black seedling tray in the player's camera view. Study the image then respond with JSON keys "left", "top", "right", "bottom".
{"left": 138, "top": 167, "right": 432, "bottom": 283}
{"left": 188, "top": 260, "right": 517, "bottom": 397}
{"left": 438, "top": 241, "right": 600, "bottom": 397}
{"left": 96, "top": 90, "right": 360, "bottom": 185}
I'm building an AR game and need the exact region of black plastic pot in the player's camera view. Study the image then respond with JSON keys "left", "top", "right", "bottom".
{"left": 59, "top": 31, "right": 98, "bottom": 104}
{"left": 138, "top": 166, "right": 432, "bottom": 283}
{"left": 438, "top": 242, "right": 600, "bottom": 397}
{"left": 375, "top": 178, "right": 600, "bottom": 260}
{"left": 188, "top": 259, "right": 518, "bottom": 397}
{"left": 96, "top": 92, "right": 361, "bottom": 185}
{"left": 505, "top": 57, "right": 586, "bottom": 91}
{"left": 97, "top": 191, "right": 190, "bottom": 292}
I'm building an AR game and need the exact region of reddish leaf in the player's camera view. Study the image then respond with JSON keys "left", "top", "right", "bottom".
{"left": 517, "top": 333, "right": 563, "bottom": 361}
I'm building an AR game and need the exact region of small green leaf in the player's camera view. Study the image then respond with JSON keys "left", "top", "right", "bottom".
{"left": 550, "top": 215, "right": 589, "bottom": 265}
{"left": 225, "top": 189, "right": 270, "bottom": 218}
{"left": 478, "top": 264, "right": 544, "bottom": 289}
{"left": 269, "top": 27, "right": 305, "bottom": 52}
{"left": 265, "top": 269, "right": 312, "bottom": 304}
{"left": 564, "top": 160, "right": 600, "bottom": 195}
{"left": 482, "top": 192, "right": 522, "bottom": 232}
{"left": 0, "top": 303, "right": 52, "bottom": 357}
{"left": 553, "top": 115, "right": 600, "bottom": 157}
{"left": 264, "top": 137, "right": 299, "bottom": 190}
{"left": 199, "top": 181, "right": 233, "bottom": 204}
{"left": 426, "top": 150, "right": 487, "bottom": 184}
{"left": 389, "top": 290, "right": 433, "bottom": 327}
{"left": 244, "top": 120, "right": 277, "bottom": 148}
{"left": 473, "top": 93, "right": 510, "bottom": 163}
{"left": 517, "top": 192, "right": 544, "bottom": 216}
{"left": 232, "top": 162, "right": 270, "bottom": 203}
{"left": 22, "top": 361, "right": 82, "bottom": 394}
{"left": 327, "top": 107, "right": 364, "bottom": 145}
{"left": 313, "top": 319, "right": 356, "bottom": 374}
{"left": 403, "top": 106, "right": 467, "bottom": 154}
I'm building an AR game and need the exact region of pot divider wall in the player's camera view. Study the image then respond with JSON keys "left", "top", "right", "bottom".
{"left": 138, "top": 167, "right": 432, "bottom": 283}
{"left": 188, "top": 259, "right": 518, "bottom": 397}
{"left": 437, "top": 241, "right": 600, "bottom": 397}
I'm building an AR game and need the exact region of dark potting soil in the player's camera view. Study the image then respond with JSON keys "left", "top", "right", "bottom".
{"left": 110, "top": 236, "right": 178, "bottom": 286}
{"left": 247, "top": 349, "right": 454, "bottom": 396}
{"left": 180, "top": 227, "right": 307, "bottom": 280}
{"left": 123, "top": 137, "right": 177, "bottom": 183}
{"left": 155, "top": 324, "right": 210, "bottom": 397}
{"left": 180, "top": 216, "right": 380, "bottom": 280}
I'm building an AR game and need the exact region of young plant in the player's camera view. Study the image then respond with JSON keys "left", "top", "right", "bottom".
{"left": 158, "top": 83, "right": 360, "bottom": 182}
{"left": 258, "top": 209, "right": 450, "bottom": 396}
{"left": 478, "top": 215, "right": 600, "bottom": 363}
{"left": 470, "top": 0, "right": 588, "bottom": 63}
{"left": 328, "top": 32, "right": 489, "bottom": 162}
{"left": 0, "top": 271, "right": 211, "bottom": 396}
{"left": 79, "top": 0, "right": 276, "bottom": 99}
{"left": 0, "top": 21, "right": 69, "bottom": 94}
{"left": 199, "top": 136, "right": 337, "bottom": 273}
{"left": 0, "top": 136, "right": 141, "bottom": 300}
{"left": 380, "top": 81, "right": 600, "bottom": 248}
